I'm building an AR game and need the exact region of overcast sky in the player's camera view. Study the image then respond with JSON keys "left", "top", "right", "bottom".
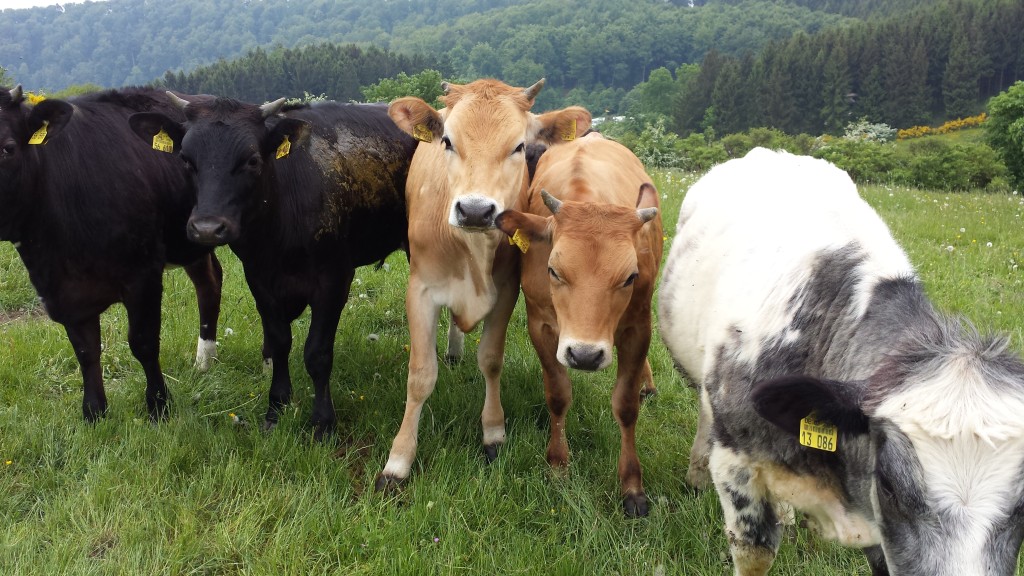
{"left": 0, "top": 0, "right": 105, "bottom": 9}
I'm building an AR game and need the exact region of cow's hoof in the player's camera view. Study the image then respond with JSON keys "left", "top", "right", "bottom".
{"left": 443, "top": 354, "right": 462, "bottom": 366}
{"left": 623, "top": 493, "right": 650, "bottom": 518}
{"left": 640, "top": 387, "right": 658, "bottom": 401}
{"left": 82, "top": 403, "right": 107, "bottom": 422}
{"left": 374, "top": 473, "right": 407, "bottom": 493}
{"left": 262, "top": 418, "right": 278, "bottom": 433}
{"left": 483, "top": 443, "right": 500, "bottom": 463}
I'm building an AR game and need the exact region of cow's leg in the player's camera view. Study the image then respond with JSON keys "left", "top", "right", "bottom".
{"left": 303, "top": 270, "right": 352, "bottom": 439}
{"left": 259, "top": 305, "right": 294, "bottom": 431}
{"left": 123, "top": 277, "right": 170, "bottom": 420}
{"left": 376, "top": 275, "right": 440, "bottom": 489}
{"left": 710, "top": 445, "right": 781, "bottom": 576}
{"left": 477, "top": 272, "right": 518, "bottom": 462}
{"left": 639, "top": 358, "right": 657, "bottom": 399}
{"left": 183, "top": 252, "right": 223, "bottom": 372}
{"left": 612, "top": 325, "right": 650, "bottom": 517}
{"left": 525, "top": 309, "right": 572, "bottom": 469}
{"left": 687, "top": 387, "right": 714, "bottom": 489}
{"left": 864, "top": 546, "right": 890, "bottom": 576}
{"left": 65, "top": 316, "right": 106, "bottom": 421}
{"left": 444, "top": 310, "right": 465, "bottom": 365}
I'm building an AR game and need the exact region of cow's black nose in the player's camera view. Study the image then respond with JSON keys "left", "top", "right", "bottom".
{"left": 187, "top": 217, "right": 233, "bottom": 246}
{"left": 566, "top": 344, "right": 605, "bottom": 371}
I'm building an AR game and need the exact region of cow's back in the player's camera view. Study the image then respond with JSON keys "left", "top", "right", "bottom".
{"left": 529, "top": 136, "right": 648, "bottom": 207}
{"left": 277, "top": 102, "right": 415, "bottom": 266}
{"left": 658, "top": 147, "right": 914, "bottom": 384}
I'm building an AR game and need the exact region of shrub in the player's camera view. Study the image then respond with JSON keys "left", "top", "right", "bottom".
{"left": 843, "top": 118, "right": 897, "bottom": 143}
{"left": 985, "top": 81, "right": 1024, "bottom": 189}
{"left": 812, "top": 139, "right": 900, "bottom": 184}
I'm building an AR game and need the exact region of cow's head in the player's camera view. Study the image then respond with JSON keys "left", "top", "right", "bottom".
{"left": 752, "top": 329, "right": 1024, "bottom": 576}
{"left": 0, "top": 86, "right": 74, "bottom": 236}
{"left": 129, "top": 94, "right": 310, "bottom": 245}
{"left": 495, "top": 185, "right": 659, "bottom": 371}
{"left": 388, "top": 78, "right": 591, "bottom": 231}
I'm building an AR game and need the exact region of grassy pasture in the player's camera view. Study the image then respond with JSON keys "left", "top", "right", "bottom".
{"left": 1, "top": 170, "right": 1023, "bottom": 575}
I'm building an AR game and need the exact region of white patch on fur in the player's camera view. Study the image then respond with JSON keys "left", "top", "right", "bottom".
{"left": 194, "top": 338, "right": 217, "bottom": 372}
{"left": 874, "top": 357, "right": 1024, "bottom": 568}
{"left": 659, "top": 148, "right": 914, "bottom": 383}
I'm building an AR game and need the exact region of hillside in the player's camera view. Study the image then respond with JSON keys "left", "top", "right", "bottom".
{"left": 0, "top": 0, "right": 855, "bottom": 92}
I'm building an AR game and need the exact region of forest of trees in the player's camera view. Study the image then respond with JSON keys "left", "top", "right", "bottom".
{"left": 1, "top": 0, "right": 1021, "bottom": 138}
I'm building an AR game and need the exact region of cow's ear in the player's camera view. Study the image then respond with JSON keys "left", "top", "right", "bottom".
{"left": 266, "top": 117, "right": 311, "bottom": 157}
{"left": 636, "top": 183, "right": 659, "bottom": 224}
{"left": 388, "top": 97, "right": 443, "bottom": 143}
{"left": 129, "top": 112, "right": 185, "bottom": 153}
{"left": 495, "top": 210, "right": 551, "bottom": 245}
{"left": 25, "top": 99, "right": 73, "bottom": 144}
{"left": 529, "top": 106, "right": 592, "bottom": 146}
{"left": 751, "top": 375, "right": 870, "bottom": 437}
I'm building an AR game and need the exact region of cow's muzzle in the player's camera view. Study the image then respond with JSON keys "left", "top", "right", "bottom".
{"left": 187, "top": 216, "right": 236, "bottom": 246}
{"left": 450, "top": 195, "right": 499, "bottom": 229}
{"left": 562, "top": 342, "right": 610, "bottom": 372}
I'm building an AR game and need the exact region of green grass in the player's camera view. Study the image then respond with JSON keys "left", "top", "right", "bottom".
{"left": 1, "top": 173, "right": 1023, "bottom": 575}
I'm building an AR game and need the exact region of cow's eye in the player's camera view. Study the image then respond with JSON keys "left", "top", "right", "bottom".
{"left": 246, "top": 155, "right": 261, "bottom": 168}
{"left": 442, "top": 136, "right": 453, "bottom": 152}
{"left": 623, "top": 272, "right": 639, "bottom": 287}
{"left": 512, "top": 142, "right": 525, "bottom": 155}
{"left": 548, "top": 267, "right": 560, "bottom": 282}
{"left": 1, "top": 141, "right": 16, "bottom": 157}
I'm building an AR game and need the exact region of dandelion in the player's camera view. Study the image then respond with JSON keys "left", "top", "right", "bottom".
{"left": 960, "top": 227, "right": 966, "bottom": 233}
{"left": 229, "top": 413, "right": 240, "bottom": 424}
{"left": 224, "top": 327, "right": 234, "bottom": 336}
{"left": 946, "top": 246, "right": 955, "bottom": 253}
{"left": 367, "top": 333, "right": 380, "bottom": 342}
{"left": 4, "top": 460, "right": 11, "bottom": 466}
{"left": 987, "top": 242, "right": 993, "bottom": 248}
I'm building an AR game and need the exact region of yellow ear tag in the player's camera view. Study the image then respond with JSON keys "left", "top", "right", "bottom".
{"left": 28, "top": 121, "right": 48, "bottom": 145}
{"left": 276, "top": 135, "right": 291, "bottom": 160}
{"left": 799, "top": 413, "right": 837, "bottom": 452}
{"left": 561, "top": 119, "right": 576, "bottom": 141}
{"left": 509, "top": 229, "right": 530, "bottom": 254}
{"left": 152, "top": 128, "right": 174, "bottom": 153}
{"left": 413, "top": 123, "right": 433, "bottom": 143}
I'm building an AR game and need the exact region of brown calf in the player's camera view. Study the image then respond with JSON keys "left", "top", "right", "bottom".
{"left": 376, "top": 79, "right": 591, "bottom": 488}
{"left": 494, "top": 136, "right": 662, "bottom": 516}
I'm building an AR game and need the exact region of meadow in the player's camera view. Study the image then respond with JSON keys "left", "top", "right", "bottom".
{"left": 1, "top": 170, "right": 1023, "bottom": 575}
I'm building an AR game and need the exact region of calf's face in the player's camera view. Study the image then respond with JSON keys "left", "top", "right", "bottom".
{"left": 754, "top": 372, "right": 1024, "bottom": 575}
{"left": 496, "top": 186, "right": 658, "bottom": 371}
{"left": 388, "top": 79, "right": 591, "bottom": 231}
{"left": 130, "top": 95, "right": 309, "bottom": 246}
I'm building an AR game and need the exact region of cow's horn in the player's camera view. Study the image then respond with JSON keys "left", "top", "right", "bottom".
{"left": 260, "top": 97, "right": 287, "bottom": 118}
{"left": 523, "top": 78, "right": 545, "bottom": 101}
{"left": 637, "top": 207, "right": 659, "bottom": 224}
{"left": 541, "top": 190, "right": 561, "bottom": 215}
{"left": 9, "top": 84, "right": 23, "bottom": 104}
{"left": 166, "top": 91, "right": 190, "bottom": 110}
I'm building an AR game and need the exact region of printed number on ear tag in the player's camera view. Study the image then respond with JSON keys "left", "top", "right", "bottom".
{"left": 28, "top": 121, "right": 48, "bottom": 145}
{"left": 276, "top": 135, "right": 291, "bottom": 160}
{"left": 561, "top": 119, "right": 576, "bottom": 141}
{"left": 413, "top": 124, "right": 433, "bottom": 143}
{"left": 152, "top": 128, "right": 174, "bottom": 153}
{"left": 509, "top": 229, "right": 530, "bottom": 254}
{"left": 799, "top": 413, "right": 837, "bottom": 452}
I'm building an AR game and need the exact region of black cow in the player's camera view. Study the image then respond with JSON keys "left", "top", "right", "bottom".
{"left": 129, "top": 95, "right": 416, "bottom": 437}
{"left": 0, "top": 85, "right": 222, "bottom": 420}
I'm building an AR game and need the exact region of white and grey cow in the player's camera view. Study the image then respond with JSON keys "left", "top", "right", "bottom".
{"left": 658, "top": 147, "right": 1024, "bottom": 575}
